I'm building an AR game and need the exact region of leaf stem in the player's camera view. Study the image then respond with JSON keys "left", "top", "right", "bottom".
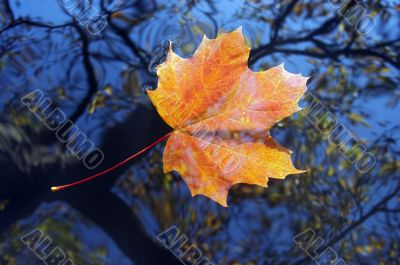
{"left": 51, "top": 131, "right": 172, "bottom": 192}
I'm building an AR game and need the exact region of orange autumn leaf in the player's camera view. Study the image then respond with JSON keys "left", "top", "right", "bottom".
{"left": 147, "top": 28, "right": 308, "bottom": 207}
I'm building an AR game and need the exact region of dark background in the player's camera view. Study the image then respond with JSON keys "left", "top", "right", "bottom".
{"left": 0, "top": 0, "right": 399, "bottom": 264}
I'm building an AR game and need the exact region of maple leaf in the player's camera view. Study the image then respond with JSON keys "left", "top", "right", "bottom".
{"left": 52, "top": 28, "right": 309, "bottom": 206}
{"left": 147, "top": 28, "right": 308, "bottom": 207}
